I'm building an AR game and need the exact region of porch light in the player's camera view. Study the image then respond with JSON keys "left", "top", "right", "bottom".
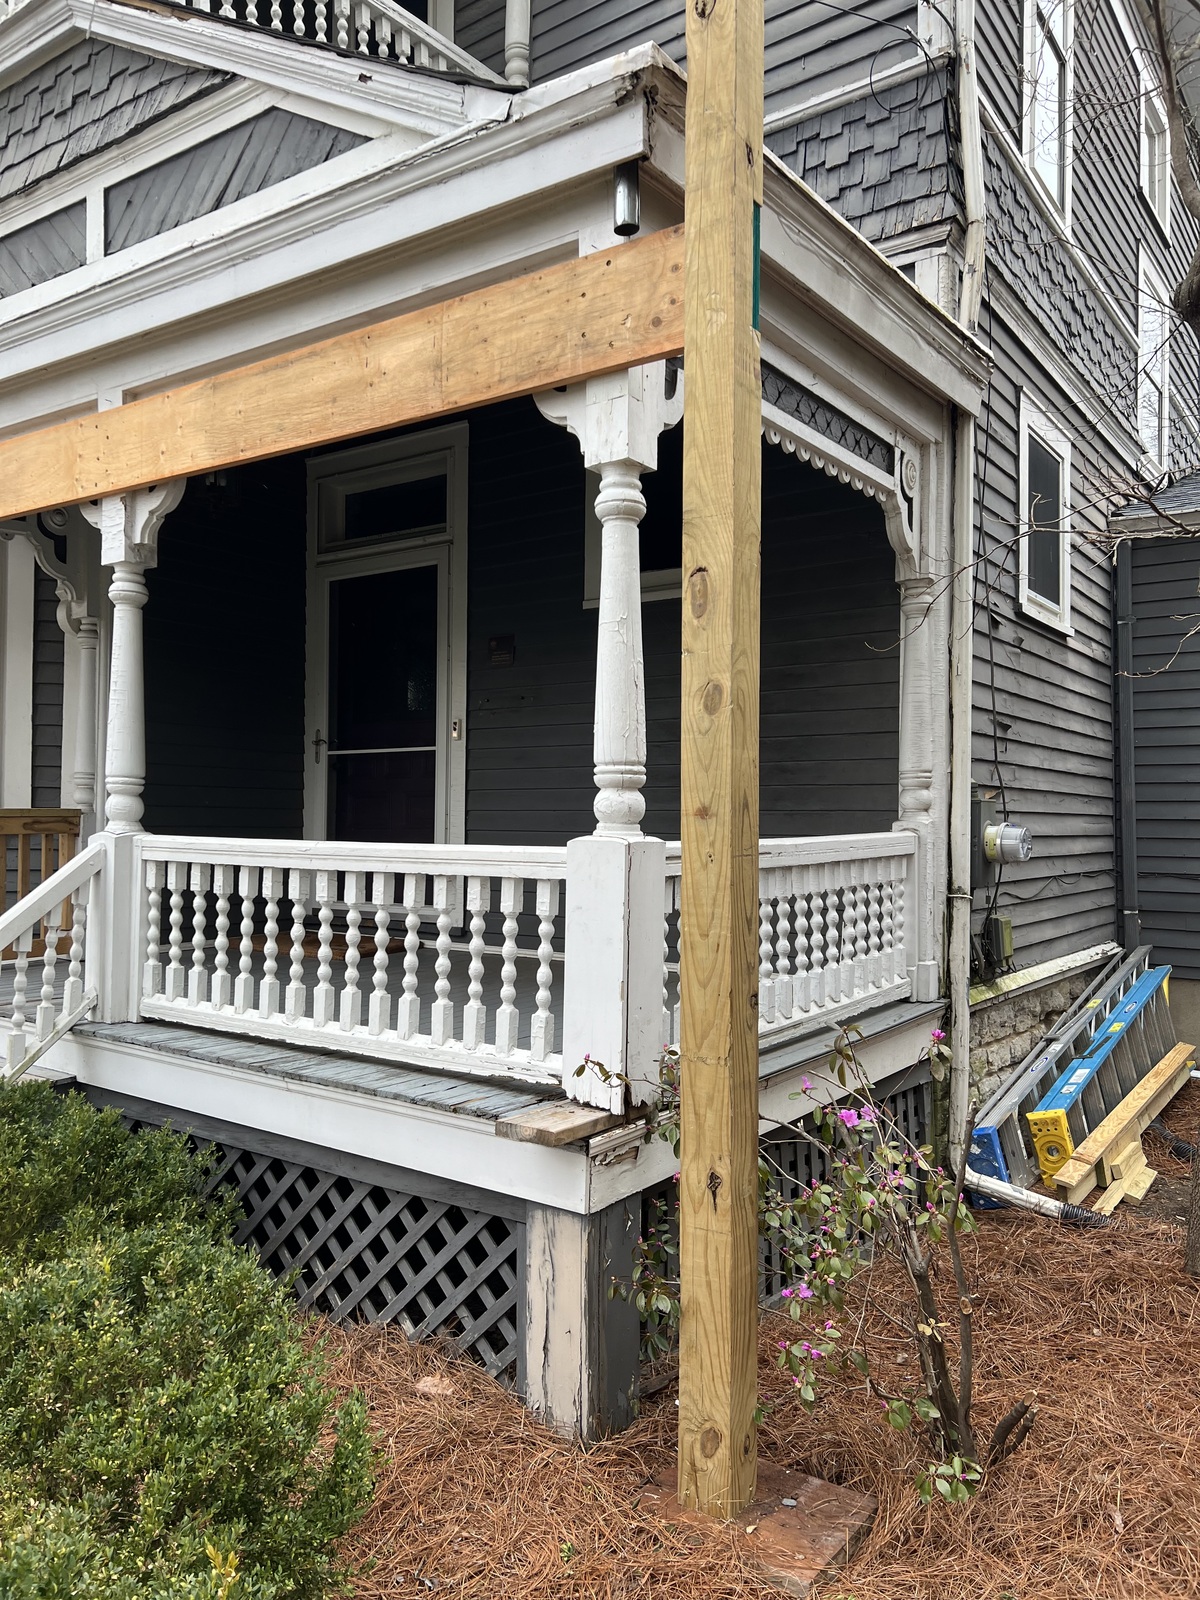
{"left": 613, "top": 161, "right": 641, "bottom": 237}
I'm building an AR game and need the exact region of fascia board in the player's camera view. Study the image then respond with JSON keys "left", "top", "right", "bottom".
{"left": 0, "top": 92, "right": 650, "bottom": 398}
{"left": 1108, "top": 510, "right": 1200, "bottom": 533}
{"left": 0, "top": 0, "right": 82, "bottom": 92}
{"left": 648, "top": 112, "right": 989, "bottom": 410}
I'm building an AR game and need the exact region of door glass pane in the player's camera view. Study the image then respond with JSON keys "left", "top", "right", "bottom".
{"left": 329, "top": 751, "right": 437, "bottom": 843}
{"left": 328, "top": 564, "right": 438, "bottom": 751}
{"left": 1027, "top": 434, "right": 1062, "bottom": 604}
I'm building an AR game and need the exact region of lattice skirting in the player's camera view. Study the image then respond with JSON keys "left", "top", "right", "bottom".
{"left": 100, "top": 1094, "right": 523, "bottom": 1381}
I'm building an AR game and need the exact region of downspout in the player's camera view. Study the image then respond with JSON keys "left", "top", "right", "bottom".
{"left": 949, "top": 0, "right": 986, "bottom": 1168}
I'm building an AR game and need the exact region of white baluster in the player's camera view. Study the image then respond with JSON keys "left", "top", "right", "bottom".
{"left": 245, "top": 0, "right": 259, "bottom": 21}
{"left": 397, "top": 873, "right": 423, "bottom": 1039}
{"left": 340, "top": 871, "right": 365, "bottom": 1031}
{"left": 188, "top": 862, "right": 211, "bottom": 1007}
{"left": 376, "top": 15, "right": 393, "bottom": 56}
{"left": 892, "top": 864, "right": 907, "bottom": 984}
{"left": 415, "top": 37, "right": 431, "bottom": 66}
{"left": 398, "top": 24, "right": 412, "bottom": 60}
{"left": 494, "top": 877, "right": 520, "bottom": 1057}
{"left": 270, "top": 0, "right": 282, "bottom": 29}
{"left": 314, "top": 0, "right": 327, "bottom": 39}
{"left": 62, "top": 888, "right": 88, "bottom": 1015}
{"left": 867, "top": 880, "right": 883, "bottom": 989}
{"left": 355, "top": 1, "right": 371, "bottom": 52}
{"left": 234, "top": 865, "right": 260, "bottom": 1014}
{"left": 852, "top": 878, "right": 869, "bottom": 999}
{"left": 210, "top": 864, "right": 234, "bottom": 1009}
{"left": 143, "top": 860, "right": 164, "bottom": 997}
{"left": 774, "top": 868, "right": 793, "bottom": 1020}
{"left": 6, "top": 931, "right": 31, "bottom": 1070}
{"left": 758, "top": 878, "right": 775, "bottom": 1025}
{"left": 36, "top": 923, "right": 60, "bottom": 1039}
{"left": 219, "top": 0, "right": 234, "bottom": 15}
{"left": 430, "top": 874, "right": 454, "bottom": 1047}
{"left": 662, "top": 877, "right": 674, "bottom": 1051}
{"left": 259, "top": 868, "right": 283, "bottom": 1019}
{"left": 312, "top": 870, "right": 337, "bottom": 1027}
{"left": 825, "top": 876, "right": 842, "bottom": 1005}
{"left": 808, "top": 873, "right": 826, "bottom": 1008}
{"left": 793, "top": 873, "right": 811, "bottom": 1012}
{"left": 292, "top": 0, "right": 305, "bottom": 33}
{"left": 881, "top": 876, "right": 896, "bottom": 985}
{"left": 286, "top": 869, "right": 310, "bottom": 1021}
{"left": 165, "top": 860, "right": 187, "bottom": 1001}
{"left": 530, "top": 878, "right": 559, "bottom": 1063}
{"left": 369, "top": 872, "right": 394, "bottom": 1037}
{"left": 334, "top": 0, "right": 350, "bottom": 48}
{"left": 462, "top": 876, "right": 489, "bottom": 1051}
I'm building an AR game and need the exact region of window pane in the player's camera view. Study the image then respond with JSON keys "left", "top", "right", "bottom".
{"left": 1032, "top": 22, "right": 1065, "bottom": 204}
{"left": 341, "top": 474, "right": 447, "bottom": 543}
{"left": 328, "top": 564, "right": 439, "bottom": 751}
{"left": 1027, "top": 435, "right": 1062, "bottom": 604}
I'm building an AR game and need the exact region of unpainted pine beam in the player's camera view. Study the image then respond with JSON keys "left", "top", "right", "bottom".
{"left": 677, "top": 0, "right": 764, "bottom": 1520}
{"left": 0, "top": 226, "right": 685, "bottom": 522}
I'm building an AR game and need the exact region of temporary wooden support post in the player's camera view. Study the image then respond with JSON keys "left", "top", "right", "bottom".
{"left": 0, "top": 228, "right": 684, "bottom": 523}
{"left": 677, "top": 0, "right": 764, "bottom": 1519}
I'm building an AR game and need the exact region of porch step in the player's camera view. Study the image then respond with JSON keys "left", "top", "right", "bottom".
{"left": 72, "top": 1020, "right": 563, "bottom": 1124}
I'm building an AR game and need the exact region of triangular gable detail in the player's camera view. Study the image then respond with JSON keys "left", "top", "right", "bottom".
{"left": 0, "top": 37, "right": 229, "bottom": 205}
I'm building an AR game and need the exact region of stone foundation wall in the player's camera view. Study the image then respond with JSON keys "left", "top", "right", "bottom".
{"left": 970, "top": 973, "right": 1091, "bottom": 1104}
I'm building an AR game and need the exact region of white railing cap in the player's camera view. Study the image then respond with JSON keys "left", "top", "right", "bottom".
{"left": 663, "top": 830, "right": 917, "bottom": 869}
{"left": 137, "top": 834, "right": 568, "bottom": 879}
{"left": 0, "top": 837, "right": 106, "bottom": 949}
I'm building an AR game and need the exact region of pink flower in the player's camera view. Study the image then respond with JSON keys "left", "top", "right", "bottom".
{"left": 931, "top": 1028, "right": 947, "bottom": 1043}
{"left": 795, "top": 1283, "right": 814, "bottom": 1300}
{"left": 801, "top": 1077, "right": 813, "bottom": 1093}
{"left": 837, "top": 1109, "right": 860, "bottom": 1128}
{"left": 781, "top": 1287, "right": 794, "bottom": 1299}
{"left": 858, "top": 1106, "right": 876, "bottom": 1122}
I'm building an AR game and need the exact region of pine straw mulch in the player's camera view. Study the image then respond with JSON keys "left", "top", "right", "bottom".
{"left": 321, "top": 1204, "right": 1200, "bottom": 1600}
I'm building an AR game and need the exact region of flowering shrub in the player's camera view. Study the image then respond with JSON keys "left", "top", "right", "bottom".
{"left": 618, "top": 1029, "right": 1037, "bottom": 1502}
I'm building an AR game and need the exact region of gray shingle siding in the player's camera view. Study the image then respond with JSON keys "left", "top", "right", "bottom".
{"left": 0, "top": 203, "right": 85, "bottom": 296}
{"left": 0, "top": 40, "right": 229, "bottom": 206}
{"left": 768, "top": 66, "right": 957, "bottom": 246}
{"left": 104, "top": 109, "right": 365, "bottom": 254}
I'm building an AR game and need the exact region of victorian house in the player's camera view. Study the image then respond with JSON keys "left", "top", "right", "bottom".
{"left": 0, "top": 0, "right": 1187, "bottom": 1433}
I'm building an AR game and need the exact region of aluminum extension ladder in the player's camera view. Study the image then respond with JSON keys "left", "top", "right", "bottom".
{"left": 970, "top": 947, "right": 1177, "bottom": 1198}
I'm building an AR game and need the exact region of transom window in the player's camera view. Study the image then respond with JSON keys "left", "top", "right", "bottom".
{"left": 1025, "top": 0, "right": 1071, "bottom": 212}
{"left": 1018, "top": 398, "right": 1072, "bottom": 632}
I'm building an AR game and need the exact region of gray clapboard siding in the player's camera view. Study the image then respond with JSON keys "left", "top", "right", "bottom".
{"left": 0, "top": 40, "right": 228, "bottom": 205}
{"left": 104, "top": 109, "right": 365, "bottom": 254}
{"left": 1131, "top": 539, "right": 1200, "bottom": 978}
{"left": 31, "top": 567, "right": 64, "bottom": 809}
{"left": 455, "top": 0, "right": 507, "bottom": 76}
{"left": 767, "top": 64, "right": 955, "bottom": 247}
{"left": 974, "top": 0, "right": 1020, "bottom": 137}
{"left": 143, "top": 458, "right": 308, "bottom": 838}
{"left": 0, "top": 203, "right": 85, "bottom": 297}
{"left": 530, "top": 0, "right": 915, "bottom": 115}
{"left": 971, "top": 310, "right": 1118, "bottom": 967}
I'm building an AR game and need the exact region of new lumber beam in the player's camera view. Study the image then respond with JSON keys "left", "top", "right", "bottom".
{"left": 677, "top": 0, "right": 764, "bottom": 1519}
{"left": 0, "top": 227, "right": 684, "bottom": 522}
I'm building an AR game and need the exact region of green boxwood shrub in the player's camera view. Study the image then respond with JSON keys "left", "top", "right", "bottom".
{"left": 0, "top": 1082, "right": 373, "bottom": 1599}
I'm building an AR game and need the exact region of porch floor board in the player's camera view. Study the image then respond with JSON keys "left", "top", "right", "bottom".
{"left": 67, "top": 1020, "right": 560, "bottom": 1122}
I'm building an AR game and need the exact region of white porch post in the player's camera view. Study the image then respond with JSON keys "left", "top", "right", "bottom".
{"left": 897, "top": 573, "right": 941, "bottom": 1002}
{"left": 81, "top": 481, "right": 185, "bottom": 1021}
{"left": 536, "top": 366, "right": 681, "bottom": 1110}
{"left": 71, "top": 616, "right": 100, "bottom": 822}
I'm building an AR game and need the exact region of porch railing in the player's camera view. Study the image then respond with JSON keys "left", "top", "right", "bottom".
{"left": 661, "top": 832, "right": 916, "bottom": 1049}
{"left": 135, "top": 837, "right": 569, "bottom": 1086}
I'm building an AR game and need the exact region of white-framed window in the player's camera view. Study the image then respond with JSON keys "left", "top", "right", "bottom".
{"left": 1137, "top": 255, "right": 1171, "bottom": 472}
{"left": 1018, "top": 397, "right": 1073, "bottom": 631}
{"left": 1023, "top": 0, "right": 1072, "bottom": 215}
{"left": 1140, "top": 80, "right": 1170, "bottom": 233}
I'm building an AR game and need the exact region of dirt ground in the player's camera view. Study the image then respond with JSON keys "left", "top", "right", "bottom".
{"left": 322, "top": 1090, "right": 1200, "bottom": 1600}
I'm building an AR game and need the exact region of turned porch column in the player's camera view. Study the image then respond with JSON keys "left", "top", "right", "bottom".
{"left": 897, "top": 572, "right": 941, "bottom": 1002}
{"left": 535, "top": 365, "right": 681, "bottom": 1110}
{"left": 83, "top": 482, "right": 185, "bottom": 834}
{"left": 591, "top": 461, "right": 648, "bottom": 837}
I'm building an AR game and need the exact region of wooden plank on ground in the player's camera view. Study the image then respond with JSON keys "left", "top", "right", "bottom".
{"left": 677, "top": 0, "right": 764, "bottom": 1522}
{"left": 1051, "top": 1041, "right": 1195, "bottom": 1204}
{"left": 0, "top": 227, "right": 685, "bottom": 521}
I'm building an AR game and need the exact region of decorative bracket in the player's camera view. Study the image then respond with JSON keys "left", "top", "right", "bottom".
{"left": 80, "top": 480, "right": 187, "bottom": 569}
{"left": 534, "top": 361, "right": 683, "bottom": 472}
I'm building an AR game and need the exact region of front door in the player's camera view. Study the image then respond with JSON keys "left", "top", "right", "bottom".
{"left": 304, "top": 429, "right": 467, "bottom": 843}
